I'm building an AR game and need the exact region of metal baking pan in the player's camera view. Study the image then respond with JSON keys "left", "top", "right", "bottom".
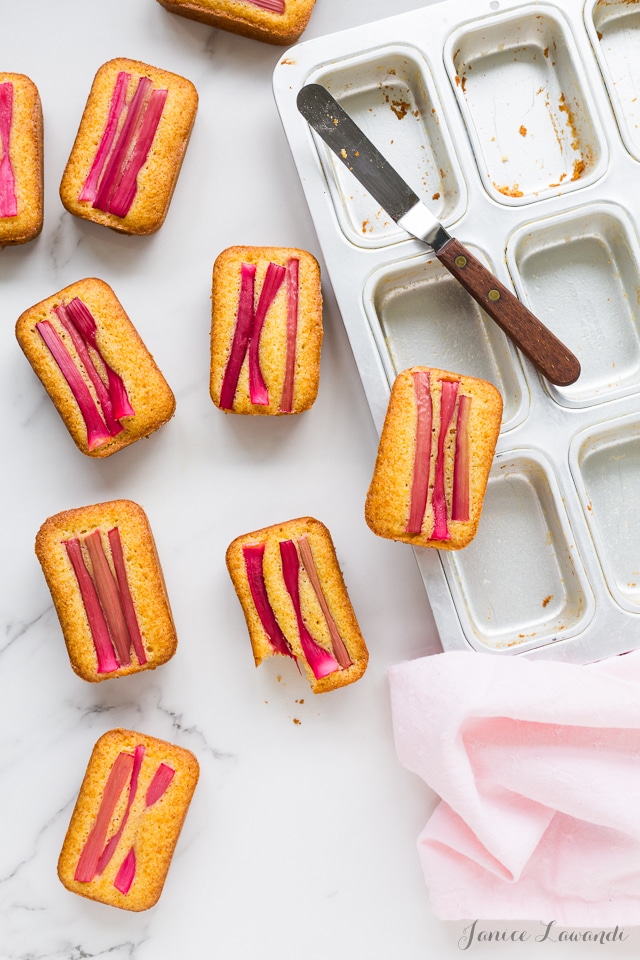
{"left": 273, "top": 0, "right": 640, "bottom": 663}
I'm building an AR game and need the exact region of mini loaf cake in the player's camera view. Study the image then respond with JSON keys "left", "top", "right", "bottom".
{"left": 365, "top": 366, "right": 503, "bottom": 550}
{"left": 0, "top": 72, "right": 43, "bottom": 246}
{"left": 60, "top": 58, "right": 198, "bottom": 235}
{"left": 155, "top": 0, "right": 316, "bottom": 45}
{"left": 210, "top": 245, "right": 323, "bottom": 415}
{"left": 36, "top": 500, "right": 177, "bottom": 682}
{"left": 16, "top": 277, "right": 175, "bottom": 458}
{"left": 58, "top": 728, "right": 199, "bottom": 912}
{"left": 226, "top": 516, "right": 368, "bottom": 694}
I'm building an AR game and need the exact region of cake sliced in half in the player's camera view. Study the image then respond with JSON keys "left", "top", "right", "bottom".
{"left": 60, "top": 58, "right": 198, "bottom": 235}
{"left": 58, "top": 728, "right": 199, "bottom": 911}
{"left": 226, "top": 517, "right": 368, "bottom": 694}
{"left": 155, "top": 0, "right": 316, "bottom": 45}
{"left": 16, "top": 277, "right": 175, "bottom": 458}
{"left": 0, "top": 72, "right": 43, "bottom": 246}
{"left": 210, "top": 245, "right": 323, "bottom": 415}
{"left": 366, "top": 366, "right": 503, "bottom": 550}
{"left": 36, "top": 500, "right": 177, "bottom": 682}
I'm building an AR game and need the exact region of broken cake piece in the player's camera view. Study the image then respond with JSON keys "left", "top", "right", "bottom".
{"left": 226, "top": 516, "right": 368, "bottom": 693}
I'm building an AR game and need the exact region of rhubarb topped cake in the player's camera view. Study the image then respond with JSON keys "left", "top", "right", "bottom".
{"left": 210, "top": 245, "right": 323, "bottom": 415}
{"left": 0, "top": 72, "right": 43, "bottom": 246}
{"left": 58, "top": 728, "right": 199, "bottom": 911}
{"left": 60, "top": 58, "right": 198, "bottom": 235}
{"left": 155, "top": 0, "right": 316, "bottom": 45}
{"left": 16, "top": 277, "right": 175, "bottom": 458}
{"left": 226, "top": 517, "right": 368, "bottom": 694}
{"left": 36, "top": 500, "right": 178, "bottom": 682}
{"left": 366, "top": 367, "right": 503, "bottom": 550}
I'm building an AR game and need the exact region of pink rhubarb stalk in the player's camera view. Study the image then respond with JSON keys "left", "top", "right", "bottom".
{"left": 92, "top": 75, "right": 167, "bottom": 218}
{"left": 297, "top": 536, "right": 351, "bottom": 669}
{"left": 75, "top": 751, "right": 134, "bottom": 882}
{"left": 246, "top": 0, "right": 285, "bottom": 10}
{"left": 97, "top": 744, "right": 145, "bottom": 875}
{"left": 406, "top": 370, "right": 433, "bottom": 535}
{"left": 108, "top": 527, "right": 147, "bottom": 665}
{"left": 113, "top": 847, "right": 136, "bottom": 895}
{"left": 243, "top": 543, "right": 295, "bottom": 659}
{"left": 36, "top": 320, "right": 113, "bottom": 451}
{"left": 84, "top": 530, "right": 132, "bottom": 667}
{"left": 79, "top": 72, "right": 130, "bottom": 203}
{"left": 279, "top": 540, "right": 339, "bottom": 679}
{"left": 112, "top": 758, "right": 175, "bottom": 896}
{"left": 452, "top": 395, "right": 471, "bottom": 521}
{"left": 0, "top": 82, "right": 17, "bottom": 218}
{"left": 107, "top": 88, "right": 168, "bottom": 218}
{"left": 431, "top": 379, "right": 459, "bottom": 541}
{"left": 249, "top": 262, "right": 286, "bottom": 405}
{"left": 220, "top": 263, "right": 257, "bottom": 410}
{"left": 64, "top": 538, "right": 119, "bottom": 674}
{"left": 145, "top": 763, "right": 175, "bottom": 806}
{"left": 279, "top": 258, "right": 299, "bottom": 413}
{"left": 54, "top": 304, "right": 123, "bottom": 438}
{"left": 65, "top": 297, "right": 134, "bottom": 419}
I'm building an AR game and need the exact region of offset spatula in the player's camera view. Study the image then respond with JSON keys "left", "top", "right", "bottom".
{"left": 297, "top": 83, "right": 580, "bottom": 387}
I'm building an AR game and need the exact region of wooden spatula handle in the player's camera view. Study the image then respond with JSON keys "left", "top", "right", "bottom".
{"left": 436, "top": 237, "right": 580, "bottom": 387}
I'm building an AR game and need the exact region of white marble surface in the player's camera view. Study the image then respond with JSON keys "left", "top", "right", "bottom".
{"left": 2, "top": 1, "right": 640, "bottom": 958}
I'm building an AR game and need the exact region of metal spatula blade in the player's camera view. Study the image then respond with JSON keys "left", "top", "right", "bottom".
{"left": 297, "top": 83, "right": 580, "bottom": 388}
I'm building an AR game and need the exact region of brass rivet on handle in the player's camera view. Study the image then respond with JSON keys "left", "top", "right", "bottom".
{"left": 488, "top": 289, "right": 501, "bottom": 302}
{"left": 455, "top": 255, "right": 467, "bottom": 268}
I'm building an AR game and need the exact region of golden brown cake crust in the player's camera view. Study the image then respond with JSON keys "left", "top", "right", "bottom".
{"left": 210, "top": 245, "right": 323, "bottom": 416}
{"left": 60, "top": 58, "right": 198, "bottom": 235}
{"left": 226, "top": 516, "right": 368, "bottom": 694}
{"left": 58, "top": 728, "right": 199, "bottom": 912}
{"left": 15, "top": 277, "right": 176, "bottom": 458}
{"left": 365, "top": 366, "right": 503, "bottom": 550}
{"left": 35, "top": 500, "right": 177, "bottom": 682}
{"left": 0, "top": 73, "right": 43, "bottom": 246}
{"left": 155, "top": 0, "right": 316, "bottom": 45}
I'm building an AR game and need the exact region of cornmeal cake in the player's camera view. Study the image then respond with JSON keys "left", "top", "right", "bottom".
{"left": 227, "top": 516, "right": 368, "bottom": 694}
{"left": 58, "top": 728, "right": 199, "bottom": 912}
{"left": 366, "top": 366, "right": 503, "bottom": 550}
{"left": 0, "top": 72, "right": 43, "bottom": 246}
{"left": 210, "top": 245, "right": 322, "bottom": 415}
{"left": 155, "top": 0, "right": 316, "bottom": 45}
{"left": 16, "top": 277, "right": 175, "bottom": 458}
{"left": 60, "top": 58, "right": 198, "bottom": 235}
{"left": 36, "top": 500, "right": 177, "bottom": 682}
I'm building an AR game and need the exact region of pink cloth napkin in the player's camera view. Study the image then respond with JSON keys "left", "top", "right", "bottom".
{"left": 389, "top": 650, "right": 640, "bottom": 926}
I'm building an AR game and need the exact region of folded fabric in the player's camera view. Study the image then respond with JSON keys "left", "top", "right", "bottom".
{"left": 389, "top": 649, "right": 640, "bottom": 926}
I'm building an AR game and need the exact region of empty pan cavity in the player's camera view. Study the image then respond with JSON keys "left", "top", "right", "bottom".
{"left": 572, "top": 417, "right": 640, "bottom": 612}
{"left": 363, "top": 248, "right": 528, "bottom": 431}
{"left": 443, "top": 450, "right": 593, "bottom": 651}
{"left": 507, "top": 203, "right": 640, "bottom": 406}
{"left": 445, "top": 5, "right": 607, "bottom": 205}
{"left": 589, "top": 0, "right": 640, "bottom": 161}
{"left": 308, "top": 46, "right": 466, "bottom": 248}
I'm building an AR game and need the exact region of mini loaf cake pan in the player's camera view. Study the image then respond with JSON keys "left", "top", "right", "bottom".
{"left": 445, "top": 4, "right": 608, "bottom": 206}
{"left": 274, "top": 0, "right": 640, "bottom": 663}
